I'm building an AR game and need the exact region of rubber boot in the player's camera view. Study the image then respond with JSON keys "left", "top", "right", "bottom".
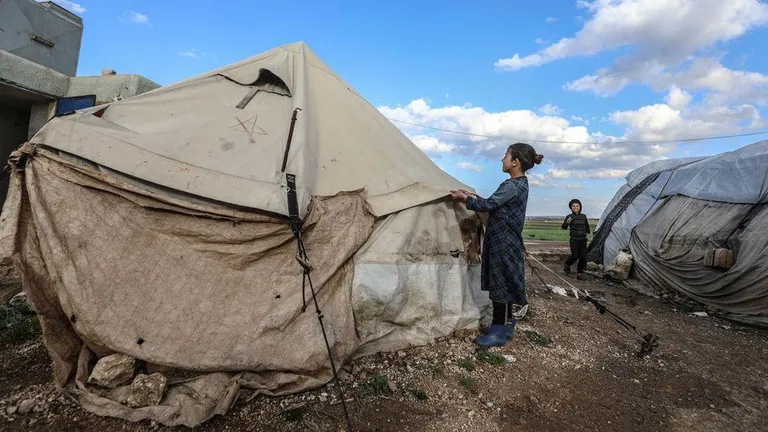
{"left": 480, "top": 321, "right": 515, "bottom": 339}
{"left": 475, "top": 325, "right": 508, "bottom": 348}
{"left": 563, "top": 263, "right": 571, "bottom": 274}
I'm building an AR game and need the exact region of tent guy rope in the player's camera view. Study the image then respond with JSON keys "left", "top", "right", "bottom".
{"left": 282, "top": 108, "right": 354, "bottom": 432}
{"left": 388, "top": 118, "right": 768, "bottom": 145}
{"left": 524, "top": 251, "right": 659, "bottom": 358}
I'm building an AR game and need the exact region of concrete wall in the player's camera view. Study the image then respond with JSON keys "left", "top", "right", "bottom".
{"left": 0, "top": 103, "right": 30, "bottom": 206}
{"left": 68, "top": 74, "right": 161, "bottom": 104}
{"left": 28, "top": 101, "right": 55, "bottom": 138}
{"left": 0, "top": 0, "right": 83, "bottom": 76}
{"left": 0, "top": 50, "right": 70, "bottom": 98}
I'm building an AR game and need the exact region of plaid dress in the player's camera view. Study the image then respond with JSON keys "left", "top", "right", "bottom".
{"left": 466, "top": 176, "right": 529, "bottom": 305}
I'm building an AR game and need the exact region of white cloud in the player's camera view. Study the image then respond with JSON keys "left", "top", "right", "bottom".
{"left": 655, "top": 58, "right": 768, "bottom": 105}
{"left": 546, "top": 17, "right": 558, "bottom": 23}
{"left": 410, "top": 135, "right": 455, "bottom": 154}
{"left": 379, "top": 96, "right": 765, "bottom": 180}
{"left": 535, "top": 38, "right": 547, "bottom": 45}
{"left": 38, "top": 0, "right": 85, "bottom": 14}
{"left": 457, "top": 162, "right": 483, "bottom": 172}
{"left": 178, "top": 50, "right": 199, "bottom": 59}
{"left": 538, "top": 103, "right": 563, "bottom": 116}
{"left": 497, "top": 0, "right": 768, "bottom": 72}
{"left": 665, "top": 86, "right": 693, "bottom": 110}
{"left": 548, "top": 168, "right": 630, "bottom": 179}
{"left": 566, "top": 56, "right": 768, "bottom": 105}
{"left": 380, "top": 98, "right": 671, "bottom": 174}
{"left": 523, "top": 0, "right": 768, "bottom": 109}
{"left": 570, "top": 115, "right": 589, "bottom": 125}
{"left": 177, "top": 49, "right": 217, "bottom": 60}
{"left": 128, "top": 11, "right": 149, "bottom": 24}
{"left": 529, "top": 173, "right": 585, "bottom": 189}
{"left": 611, "top": 101, "right": 763, "bottom": 142}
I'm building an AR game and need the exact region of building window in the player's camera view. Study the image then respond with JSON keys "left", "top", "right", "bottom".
{"left": 55, "top": 95, "right": 97, "bottom": 116}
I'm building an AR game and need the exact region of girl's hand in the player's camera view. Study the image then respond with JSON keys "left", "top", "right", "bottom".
{"left": 450, "top": 190, "right": 469, "bottom": 201}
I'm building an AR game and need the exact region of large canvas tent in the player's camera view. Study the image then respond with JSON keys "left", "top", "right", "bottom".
{"left": 0, "top": 42, "right": 491, "bottom": 426}
{"left": 588, "top": 140, "right": 768, "bottom": 327}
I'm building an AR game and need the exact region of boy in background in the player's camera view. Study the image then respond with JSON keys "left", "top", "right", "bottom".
{"left": 562, "top": 199, "right": 590, "bottom": 277}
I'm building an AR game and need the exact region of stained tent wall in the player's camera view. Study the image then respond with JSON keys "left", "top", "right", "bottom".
{"left": 0, "top": 42, "right": 490, "bottom": 427}
{"left": 589, "top": 141, "right": 768, "bottom": 327}
{"left": 589, "top": 157, "right": 708, "bottom": 266}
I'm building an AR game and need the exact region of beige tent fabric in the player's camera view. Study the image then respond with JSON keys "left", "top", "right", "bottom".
{"left": 630, "top": 195, "right": 768, "bottom": 327}
{"left": 30, "top": 42, "right": 468, "bottom": 219}
{"left": 3, "top": 149, "right": 377, "bottom": 426}
{"left": 352, "top": 201, "right": 490, "bottom": 356}
{"left": 3, "top": 42, "right": 492, "bottom": 427}
{"left": 1, "top": 148, "right": 488, "bottom": 426}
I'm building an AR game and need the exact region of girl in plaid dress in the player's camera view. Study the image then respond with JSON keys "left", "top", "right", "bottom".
{"left": 450, "top": 143, "right": 543, "bottom": 348}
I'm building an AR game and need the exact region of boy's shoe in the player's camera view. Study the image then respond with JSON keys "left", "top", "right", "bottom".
{"left": 563, "top": 264, "right": 571, "bottom": 274}
{"left": 475, "top": 325, "right": 509, "bottom": 348}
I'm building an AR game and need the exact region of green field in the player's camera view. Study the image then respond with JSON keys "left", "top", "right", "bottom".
{"left": 522, "top": 219, "right": 597, "bottom": 242}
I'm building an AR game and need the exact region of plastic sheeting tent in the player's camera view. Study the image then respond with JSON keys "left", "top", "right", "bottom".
{"left": 588, "top": 140, "right": 768, "bottom": 327}
{"left": 0, "top": 42, "right": 491, "bottom": 427}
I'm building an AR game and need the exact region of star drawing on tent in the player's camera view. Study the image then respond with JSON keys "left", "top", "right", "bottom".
{"left": 230, "top": 115, "right": 268, "bottom": 143}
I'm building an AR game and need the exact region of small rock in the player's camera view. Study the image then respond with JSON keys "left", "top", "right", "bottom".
{"left": 486, "top": 402, "right": 494, "bottom": 408}
{"left": 18, "top": 399, "right": 36, "bottom": 414}
{"left": 468, "top": 410, "right": 475, "bottom": 417}
{"left": 633, "top": 379, "right": 640, "bottom": 384}
{"left": 126, "top": 373, "right": 167, "bottom": 408}
{"left": 387, "top": 381, "right": 397, "bottom": 393}
{"left": 406, "top": 365, "right": 414, "bottom": 373}
{"left": 503, "top": 355, "right": 517, "bottom": 363}
{"left": 397, "top": 351, "right": 406, "bottom": 358}
{"left": 88, "top": 353, "right": 137, "bottom": 389}
{"left": 6, "top": 405, "right": 18, "bottom": 416}
{"left": 692, "top": 312, "right": 708, "bottom": 317}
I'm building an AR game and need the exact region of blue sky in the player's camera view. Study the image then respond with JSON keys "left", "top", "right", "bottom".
{"left": 53, "top": 0, "right": 768, "bottom": 216}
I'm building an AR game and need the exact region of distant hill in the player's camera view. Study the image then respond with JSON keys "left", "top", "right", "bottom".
{"left": 526, "top": 215, "right": 599, "bottom": 222}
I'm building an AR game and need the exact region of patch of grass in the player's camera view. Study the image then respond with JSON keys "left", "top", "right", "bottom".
{"left": 459, "top": 375, "right": 476, "bottom": 388}
{"left": 430, "top": 364, "right": 444, "bottom": 378}
{"left": 524, "top": 330, "right": 550, "bottom": 347}
{"left": 476, "top": 350, "right": 507, "bottom": 365}
{"left": 522, "top": 228, "right": 570, "bottom": 242}
{"left": 407, "top": 387, "right": 428, "bottom": 401}
{"left": 522, "top": 219, "right": 596, "bottom": 243}
{"left": 357, "top": 373, "right": 391, "bottom": 398}
{"left": 0, "top": 296, "right": 41, "bottom": 344}
{"left": 458, "top": 358, "right": 476, "bottom": 372}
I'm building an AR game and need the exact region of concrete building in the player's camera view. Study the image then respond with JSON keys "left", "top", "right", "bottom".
{"left": 0, "top": 0, "right": 160, "bottom": 206}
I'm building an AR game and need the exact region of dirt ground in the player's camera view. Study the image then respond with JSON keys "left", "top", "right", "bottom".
{"left": 1, "top": 258, "right": 767, "bottom": 432}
